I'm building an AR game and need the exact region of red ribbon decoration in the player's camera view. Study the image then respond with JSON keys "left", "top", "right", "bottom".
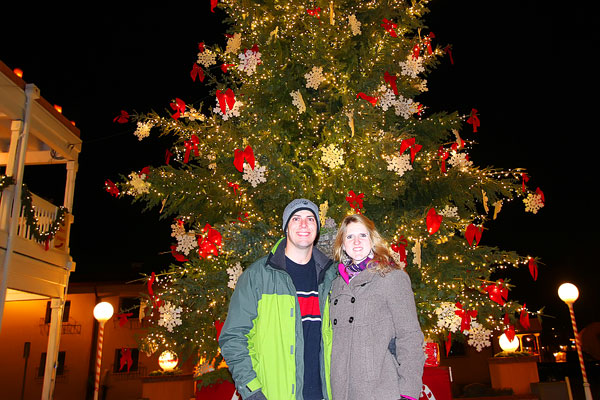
{"left": 484, "top": 280, "right": 508, "bottom": 306}
{"left": 426, "top": 207, "right": 443, "bottom": 235}
{"left": 221, "top": 64, "right": 235, "bottom": 73}
{"left": 444, "top": 45, "right": 454, "bottom": 65}
{"left": 228, "top": 182, "right": 240, "bottom": 196}
{"left": 356, "top": 92, "right": 378, "bottom": 106}
{"left": 504, "top": 313, "right": 510, "bottom": 326}
{"left": 455, "top": 302, "right": 477, "bottom": 332}
{"left": 345, "top": 190, "right": 365, "bottom": 213}
{"left": 216, "top": 89, "right": 236, "bottom": 114}
{"left": 233, "top": 145, "right": 255, "bottom": 172}
{"left": 438, "top": 146, "right": 450, "bottom": 173}
{"left": 536, "top": 187, "right": 545, "bottom": 204}
{"left": 445, "top": 332, "right": 452, "bottom": 357}
{"left": 147, "top": 272, "right": 164, "bottom": 308}
{"left": 113, "top": 110, "right": 129, "bottom": 124}
{"left": 140, "top": 166, "right": 150, "bottom": 178}
{"left": 306, "top": 7, "right": 321, "bottom": 18}
{"left": 210, "top": 0, "right": 218, "bottom": 12}
{"left": 237, "top": 212, "right": 249, "bottom": 223}
{"left": 214, "top": 320, "right": 225, "bottom": 340}
{"left": 383, "top": 72, "right": 398, "bottom": 95}
{"left": 400, "top": 137, "right": 423, "bottom": 163}
{"left": 170, "top": 245, "right": 189, "bottom": 262}
{"left": 170, "top": 98, "right": 186, "bottom": 120}
{"left": 117, "top": 313, "right": 133, "bottom": 328}
{"left": 528, "top": 258, "right": 538, "bottom": 281}
{"left": 424, "top": 32, "right": 435, "bottom": 54}
{"left": 391, "top": 236, "right": 408, "bottom": 264}
{"left": 381, "top": 18, "right": 398, "bottom": 37}
{"left": 183, "top": 134, "right": 200, "bottom": 164}
{"left": 191, "top": 64, "right": 205, "bottom": 82}
{"left": 119, "top": 348, "right": 134, "bottom": 372}
{"left": 198, "top": 224, "right": 222, "bottom": 258}
{"left": 504, "top": 324, "right": 516, "bottom": 342}
{"left": 105, "top": 179, "right": 120, "bottom": 197}
{"left": 412, "top": 44, "right": 421, "bottom": 60}
{"left": 467, "top": 108, "right": 480, "bottom": 132}
{"left": 198, "top": 42, "right": 205, "bottom": 52}
{"left": 520, "top": 303, "right": 531, "bottom": 330}
{"left": 521, "top": 173, "right": 529, "bottom": 192}
{"left": 465, "top": 224, "right": 483, "bottom": 247}
{"left": 165, "top": 149, "right": 173, "bottom": 165}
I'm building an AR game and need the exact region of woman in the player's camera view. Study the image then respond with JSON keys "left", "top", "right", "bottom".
{"left": 329, "top": 214, "right": 424, "bottom": 400}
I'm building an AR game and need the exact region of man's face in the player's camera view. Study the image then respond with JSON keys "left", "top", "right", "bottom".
{"left": 286, "top": 210, "right": 318, "bottom": 250}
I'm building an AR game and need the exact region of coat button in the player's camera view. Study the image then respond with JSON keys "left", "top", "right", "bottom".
{"left": 334, "top": 299, "right": 338, "bottom": 305}
{"left": 333, "top": 319, "right": 337, "bottom": 325}
{"left": 350, "top": 297, "right": 355, "bottom": 303}
{"left": 349, "top": 317, "right": 354, "bottom": 323}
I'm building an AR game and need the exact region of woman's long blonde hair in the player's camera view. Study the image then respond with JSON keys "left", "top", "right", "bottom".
{"left": 333, "top": 214, "right": 400, "bottom": 273}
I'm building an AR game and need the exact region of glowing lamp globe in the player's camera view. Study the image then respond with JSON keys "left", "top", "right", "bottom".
{"left": 158, "top": 350, "right": 179, "bottom": 372}
{"left": 499, "top": 333, "right": 520, "bottom": 352}
{"left": 558, "top": 283, "right": 579, "bottom": 304}
{"left": 93, "top": 302, "right": 114, "bottom": 322}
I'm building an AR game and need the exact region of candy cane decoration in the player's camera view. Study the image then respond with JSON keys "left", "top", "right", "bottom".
{"left": 93, "top": 321, "right": 106, "bottom": 400}
{"left": 567, "top": 303, "right": 590, "bottom": 388}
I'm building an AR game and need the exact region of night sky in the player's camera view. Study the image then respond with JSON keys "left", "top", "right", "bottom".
{"left": 2, "top": 1, "right": 598, "bottom": 337}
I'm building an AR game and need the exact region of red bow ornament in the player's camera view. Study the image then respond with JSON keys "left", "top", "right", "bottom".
{"left": 346, "top": 190, "right": 365, "bottom": 213}
{"left": 528, "top": 258, "right": 538, "bottom": 281}
{"left": 412, "top": 44, "right": 421, "bottom": 60}
{"left": 504, "top": 324, "right": 516, "bottom": 342}
{"left": 381, "top": 18, "right": 398, "bottom": 37}
{"left": 210, "top": 0, "right": 218, "bottom": 12}
{"left": 444, "top": 45, "right": 454, "bottom": 65}
{"left": 165, "top": 149, "right": 173, "bottom": 165}
{"left": 233, "top": 145, "right": 255, "bottom": 172}
{"left": 191, "top": 63, "right": 205, "bottom": 82}
{"left": 170, "top": 245, "right": 189, "bottom": 262}
{"left": 484, "top": 280, "right": 508, "bottom": 306}
{"left": 384, "top": 71, "right": 398, "bottom": 95}
{"left": 400, "top": 137, "right": 422, "bottom": 163}
{"left": 356, "top": 92, "right": 378, "bottom": 106}
{"left": 228, "top": 182, "right": 240, "bottom": 196}
{"left": 391, "top": 236, "right": 408, "bottom": 264}
{"left": 445, "top": 332, "right": 452, "bottom": 357}
{"left": 221, "top": 63, "right": 235, "bottom": 73}
{"left": 520, "top": 303, "right": 531, "bottom": 330}
{"left": 214, "top": 320, "right": 225, "bottom": 340}
{"left": 147, "top": 272, "right": 164, "bottom": 308}
{"left": 426, "top": 207, "right": 443, "bottom": 235}
{"left": 465, "top": 224, "right": 483, "bottom": 247}
{"left": 198, "top": 224, "right": 222, "bottom": 258}
{"left": 183, "top": 134, "right": 200, "bottom": 164}
{"left": 170, "top": 98, "right": 186, "bottom": 120}
{"left": 113, "top": 110, "right": 129, "bottom": 124}
{"left": 105, "top": 179, "right": 120, "bottom": 197}
{"left": 117, "top": 313, "right": 133, "bottom": 328}
{"left": 438, "top": 146, "right": 450, "bottom": 173}
{"left": 455, "top": 302, "right": 477, "bottom": 332}
{"left": 307, "top": 7, "right": 321, "bottom": 18}
{"left": 467, "top": 108, "right": 480, "bottom": 132}
{"left": 536, "top": 187, "right": 545, "bottom": 204}
{"left": 216, "top": 89, "right": 236, "bottom": 114}
{"left": 521, "top": 173, "right": 529, "bottom": 192}
{"left": 424, "top": 32, "right": 436, "bottom": 54}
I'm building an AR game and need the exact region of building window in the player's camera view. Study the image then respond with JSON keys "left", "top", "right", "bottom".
{"left": 38, "top": 351, "right": 66, "bottom": 377}
{"left": 44, "top": 300, "right": 71, "bottom": 323}
{"left": 119, "top": 297, "right": 140, "bottom": 319}
{"left": 113, "top": 348, "right": 139, "bottom": 373}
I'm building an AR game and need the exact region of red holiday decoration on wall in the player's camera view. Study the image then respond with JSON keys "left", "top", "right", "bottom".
{"left": 119, "top": 348, "right": 134, "bottom": 372}
{"left": 467, "top": 108, "right": 480, "bottom": 132}
{"left": 426, "top": 207, "right": 443, "bottom": 235}
{"left": 233, "top": 145, "right": 255, "bottom": 172}
{"left": 117, "top": 313, "right": 133, "bottom": 328}
{"left": 346, "top": 190, "right": 365, "bottom": 213}
{"left": 465, "top": 224, "right": 483, "bottom": 247}
{"left": 400, "top": 137, "right": 422, "bottom": 163}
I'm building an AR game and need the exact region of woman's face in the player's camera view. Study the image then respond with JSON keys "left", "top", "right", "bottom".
{"left": 343, "top": 221, "right": 372, "bottom": 263}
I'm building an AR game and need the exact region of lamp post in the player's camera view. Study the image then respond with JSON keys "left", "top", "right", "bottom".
{"left": 558, "top": 283, "right": 593, "bottom": 400}
{"left": 93, "top": 302, "right": 114, "bottom": 400}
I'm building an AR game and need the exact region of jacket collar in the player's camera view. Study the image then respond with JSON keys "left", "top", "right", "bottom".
{"left": 267, "top": 237, "right": 333, "bottom": 281}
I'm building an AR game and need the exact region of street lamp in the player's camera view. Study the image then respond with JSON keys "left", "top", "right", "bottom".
{"left": 93, "top": 302, "right": 114, "bottom": 400}
{"left": 558, "top": 283, "right": 593, "bottom": 400}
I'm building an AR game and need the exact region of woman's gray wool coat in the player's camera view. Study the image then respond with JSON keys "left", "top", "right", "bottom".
{"left": 329, "top": 267, "right": 425, "bottom": 400}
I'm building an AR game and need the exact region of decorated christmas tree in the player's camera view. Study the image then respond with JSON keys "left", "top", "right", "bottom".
{"left": 107, "top": 0, "right": 543, "bottom": 375}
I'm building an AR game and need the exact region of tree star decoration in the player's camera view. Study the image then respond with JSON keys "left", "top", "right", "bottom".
{"left": 133, "top": 121, "right": 153, "bottom": 141}
{"left": 448, "top": 151, "right": 473, "bottom": 171}
{"left": 226, "top": 262, "right": 243, "bottom": 289}
{"left": 197, "top": 49, "right": 217, "bottom": 68}
{"left": 523, "top": 192, "right": 544, "bottom": 214}
{"left": 225, "top": 33, "right": 242, "bottom": 54}
{"left": 158, "top": 301, "right": 183, "bottom": 333}
{"left": 435, "top": 302, "right": 462, "bottom": 333}
{"left": 384, "top": 153, "right": 412, "bottom": 176}
{"left": 213, "top": 98, "right": 241, "bottom": 121}
{"left": 243, "top": 162, "right": 267, "bottom": 187}
{"left": 466, "top": 321, "right": 492, "bottom": 352}
{"left": 439, "top": 205, "right": 459, "bottom": 219}
{"left": 399, "top": 54, "right": 425, "bottom": 78}
{"left": 305, "top": 66, "right": 325, "bottom": 90}
{"left": 290, "top": 90, "right": 306, "bottom": 113}
{"left": 348, "top": 14, "right": 361, "bottom": 36}
{"left": 126, "top": 172, "right": 150, "bottom": 196}
{"left": 238, "top": 48, "right": 262, "bottom": 76}
{"left": 321, "top": 144, "right": 345, "bottom": 169}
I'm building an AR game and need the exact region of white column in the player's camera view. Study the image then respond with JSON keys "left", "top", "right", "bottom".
{"left": 63, "top": 161, "right": 78, "bottom": 211}
{"left": 41, "top": 297, "right": 65, "bottom": 400}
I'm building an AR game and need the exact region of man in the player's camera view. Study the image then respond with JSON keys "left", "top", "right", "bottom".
{"left": 219, "top": 199, "right": 336, "bottom": 400}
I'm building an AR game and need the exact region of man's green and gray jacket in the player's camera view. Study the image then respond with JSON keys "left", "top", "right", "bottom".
{"left": 219, "top": 238, "right": 336, "bottom": 400}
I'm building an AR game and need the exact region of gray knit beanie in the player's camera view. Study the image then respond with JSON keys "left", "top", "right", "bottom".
{"left": 282, "top": 198, "right": 320, "bottom": 234}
